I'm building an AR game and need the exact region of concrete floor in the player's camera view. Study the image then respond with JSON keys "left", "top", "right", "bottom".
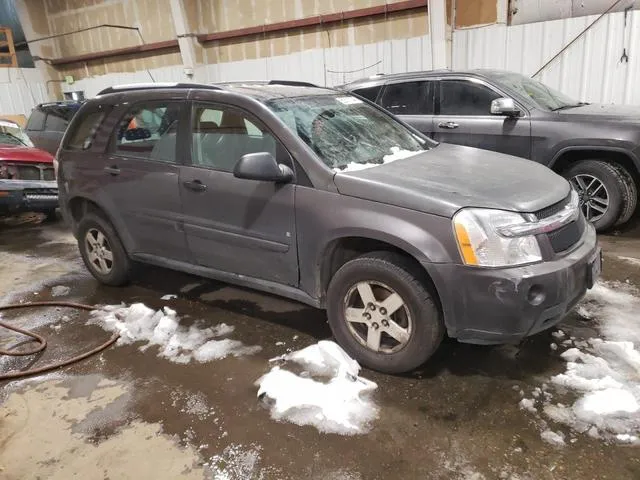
{"left": 1, "top": 214, "right": 639, "bottom": 480}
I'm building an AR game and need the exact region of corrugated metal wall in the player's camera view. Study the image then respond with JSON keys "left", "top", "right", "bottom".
{"left": 453, "top": 9, "right": 640, "bottom": 105}
{"left": 63, "top": 33, "right": 433, "bottom": 98}
{"left": 60, "top": 9, "right": 640, "bottom": 106}
{"left": 0, "top": 68, "right": 48, "bottom": 116}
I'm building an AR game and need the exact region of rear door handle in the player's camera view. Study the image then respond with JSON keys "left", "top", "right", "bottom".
{"left": 183, "top": 179, "right": 207, "bottom": 192}
{"left": 437, "top": 121, "right": 459, "bottom": 129}
{"left": 104, "top": 165, "right": 120, "bottom": 175}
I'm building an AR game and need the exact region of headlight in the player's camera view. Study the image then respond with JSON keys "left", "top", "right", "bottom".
{"left": 453, "top": 208, "right": 542, "bottom": 267}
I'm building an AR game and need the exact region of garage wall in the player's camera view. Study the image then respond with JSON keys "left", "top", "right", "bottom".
{"left": 0, "top": 68, "right": 48, "bottom": 117}
{"left": 453, "top": 9, "right": 640, "bottom": 105}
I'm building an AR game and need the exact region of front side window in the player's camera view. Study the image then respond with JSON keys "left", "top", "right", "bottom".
{"left": 191, "top": 105, "right": 276, "bottom": 172}
{"left": 266, "top": 94, "right": 432, "bottom": 171}
{"left": 439, "top": 80, "right": 501, "bottom": 116}
{"left": 112, "top": 103, "right": 181, "bottom": 163}
{"left": 380, "top": 81, "right": 434, "bottom": 115}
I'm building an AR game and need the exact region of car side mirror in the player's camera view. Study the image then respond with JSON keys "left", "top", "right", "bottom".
{"left": 233, "top": 152, "right": 293, "bottom": 183}
{"left": 124, "top": 127, "right": 151, "bottom": 141}
{"left": 491, "top": 98, "right": 520, "bottom": 117}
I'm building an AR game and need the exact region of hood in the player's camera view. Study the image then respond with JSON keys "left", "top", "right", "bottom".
{"left": 333, "top": 143, "right": 570, "bottom": 218}
{"left": 0, "top": 145, "right": 54, "bottom": 163}
{"left": 558, "top": 103, "right": 640, "bottom": 121}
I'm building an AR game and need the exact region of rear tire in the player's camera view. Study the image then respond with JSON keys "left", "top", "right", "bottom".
{"left": 326, "top": 251, "right": 444, "bottom": 374}
{"left": 612, "top": 164, "right": 637, "bottom": 226}
{"left": 563, "top": 160, "right": 626, "bottom": 232}
{"left": 77, "top": 213, "right": 131, "bottom": 286}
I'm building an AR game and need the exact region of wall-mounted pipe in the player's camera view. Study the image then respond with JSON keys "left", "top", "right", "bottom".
{"left": 47, "top": 0, "right": 428, "bottom": 67}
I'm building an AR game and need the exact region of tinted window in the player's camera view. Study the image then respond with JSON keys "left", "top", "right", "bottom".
{"left": 112, "top": 102, "right": 181, "bottom": 163}
{"left": 380, "top": 81, "right": 433, "bottom": 115}
{"left": 191, "top": 105, "right": 276, "bottom": 173}
{"left": 26, "top": 109, "right": 45, "bottom": 131}
{"left": 65, "top": 108, "right": 109, "bottom": 151}
{"left": 352, "top": 85, "right": 382, "bottom": 102}
{"left": 439, "top": 80, "right": 500, "bottom": 115}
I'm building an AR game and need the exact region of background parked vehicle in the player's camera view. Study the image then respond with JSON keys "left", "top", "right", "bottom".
{"left": 341, "top": 70, "right": 639, "bottom": 232}
{"left": 57, "top": 82, "right": 599, "bottom": 373}
{"left": 26, "top": 101, "right": 83, "bottom": 155}
{"left": 0, "top": 119, "right": 58, "bottom": 219}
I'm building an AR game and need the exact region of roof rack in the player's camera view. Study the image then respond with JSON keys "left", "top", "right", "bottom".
{"left": 97, "top": 82, "right": 222, "bottom": 96}
{"left": 267, "top": 80, "right": 319, "bottom": 87}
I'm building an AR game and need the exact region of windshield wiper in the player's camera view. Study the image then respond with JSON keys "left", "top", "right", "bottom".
{"left": 551, "top": 102, "right": 589, "bottom": 112}
{"left": 0, "top": 132, "right": 27, "bottom": 146}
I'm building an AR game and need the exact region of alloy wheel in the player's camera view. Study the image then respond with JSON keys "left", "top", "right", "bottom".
{"left": 570, "top": 174, "right": 609, "bottom": 222}
{"left": 85, "top": 228, "right": 113, "bottom": 275}
{"left": 343, "top": 280, "right": 412, "bottom": 354}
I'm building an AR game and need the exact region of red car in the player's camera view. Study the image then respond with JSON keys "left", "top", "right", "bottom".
{"left": 0, "top": 119, "right": 58, "bottom": 219}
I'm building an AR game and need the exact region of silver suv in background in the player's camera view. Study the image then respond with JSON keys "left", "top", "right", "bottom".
{"left": 341, "top": 70, "right": 639, "bottom": 232}
{"left": 57, "top": 82, "right": 600, "bottom": 373}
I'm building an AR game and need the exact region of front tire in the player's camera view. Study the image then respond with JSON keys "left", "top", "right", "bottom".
{"left": 326, "top": 252, "right": 444, "bottom": 374}
{"left": 612, "top": 164, "right": 637, "bottom": 226}
{"left": 77, "top": 213, "right": 131, "bottom": 286}
{"left": 563, "top": 160, "right": 627, "bottom": 232}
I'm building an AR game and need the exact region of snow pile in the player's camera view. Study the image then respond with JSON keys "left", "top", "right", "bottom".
{"left": 51, "top": 285, "right": 70, "bottom": 297}
{"left": 90, "top": 303, "right": 260, "bottom": 363}
{"left": 334, "top": 147, "right": 421, "bottom": 172}
{"left": 522, "top": 282, "right": 640, "bottom": 443}
{"left": 256, "top": 340, "right": 378, "bottom": 435}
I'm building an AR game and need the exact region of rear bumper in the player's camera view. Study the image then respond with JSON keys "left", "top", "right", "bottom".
{"left": 427, "top": 223, "right": 599, "bottom": 344}
{"left": 0, "top": 180, "right": 58, "bottom": 215}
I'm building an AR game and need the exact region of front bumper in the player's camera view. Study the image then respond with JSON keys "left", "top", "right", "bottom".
{"left": 0, "top": 180, "right": 58, "bottom": 215}
{"left": 428, "top": 223, "right": 600, "bottom": 344}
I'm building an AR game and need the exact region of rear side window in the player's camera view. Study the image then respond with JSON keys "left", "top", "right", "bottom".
{"left": 112, "top": 102, "right": 181, "bottom": 163}
{"left": 65, "top": 107, "right": 109, "bottom": 151}
{"left": 43, "top": 106, "right": 77, "bottom": 132}
{"left": 380, "top": 81, "right": 434, "bottom": 115}
{"left": 26, "top": 109, "right": 45, "bottom": 131}
{"left": 352, "top": 85, "right": 382, "bottom": 102}
{"left": 439, "top": 80, "right": 501, "bottom": 116}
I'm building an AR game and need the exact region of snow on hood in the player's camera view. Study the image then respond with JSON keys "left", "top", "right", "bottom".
{"left": 256, "top": 341, "right": 378, "bottom": 435}
{"left": 90, "top": 303, "right": 260, "bottom": 363}
{"left": 333, "top": 146, "right": 421, "bottom": 173}
{"left": 519, "top": 282, "right": 640, "bottom": 444}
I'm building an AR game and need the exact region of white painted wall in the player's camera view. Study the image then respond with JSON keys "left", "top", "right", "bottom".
{"left": 453, "top": 9, "right": 640, "bottom": 105}
{"left": 0, "top": 68, "right": 48, "bottom": 117}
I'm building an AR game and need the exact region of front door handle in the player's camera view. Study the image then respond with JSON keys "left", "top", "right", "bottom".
{"left": 437, "top": 121, "right": 459, "bottom": 129}
{"left": 104, "top": 165, "right": 120, "bottom": 176}
{"left": 183, "top": 179, "right": 207, "bottom": 192}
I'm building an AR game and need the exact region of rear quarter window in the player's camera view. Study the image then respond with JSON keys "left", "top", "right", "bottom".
{"left": 64, "top": 107, "right": 110, "bottom": 151}
{"left": 352, "top": 85, "right": 382, "bottom": 102}
{"left": 26, "top": 109, "right": 45, "bottom": 131}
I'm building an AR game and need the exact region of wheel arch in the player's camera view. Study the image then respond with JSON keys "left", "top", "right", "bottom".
{"left": 67, "top": 195, "right": 134, "bottom": 253}
{"left": 317, "top": 233, "right": 444, "bottom": 315}
{"left": 550, "top": 147, "right": 640, "bottom": 183}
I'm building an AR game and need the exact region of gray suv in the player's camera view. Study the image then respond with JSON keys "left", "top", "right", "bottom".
{"left": 341, "top": 70, "right": 639, "bottom": 232}
{"left": 57, "top": 81, "right": 600, "bottom": 373}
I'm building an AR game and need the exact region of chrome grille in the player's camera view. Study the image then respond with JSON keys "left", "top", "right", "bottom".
{"left": 533, "top": 194, "right": 571, "bottom": 220}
